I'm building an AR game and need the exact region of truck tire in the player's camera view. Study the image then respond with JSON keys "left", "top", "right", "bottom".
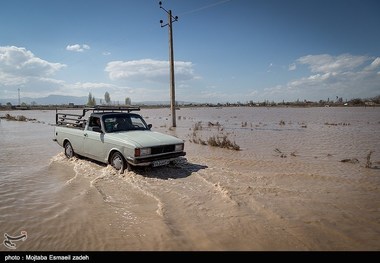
{"left": 110, "top": 152, "right": 128, "bottom": 172}
{"left": 64, "top": 141, "right": 75, "bottom": 159}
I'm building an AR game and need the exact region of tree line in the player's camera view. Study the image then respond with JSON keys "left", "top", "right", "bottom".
{"left": 87, "top": 92, "right": 131, "bottom": 106}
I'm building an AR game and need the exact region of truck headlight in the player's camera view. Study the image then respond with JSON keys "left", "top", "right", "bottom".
{"left": 135, "top": 147, "right": 151, "bottom": 157}
{"left": 175, "top": 144, "right": 184, "bottom": 152}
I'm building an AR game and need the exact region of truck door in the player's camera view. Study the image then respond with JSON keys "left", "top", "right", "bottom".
{"left": 83, "top": 117, "right": 105, "bottom": 161}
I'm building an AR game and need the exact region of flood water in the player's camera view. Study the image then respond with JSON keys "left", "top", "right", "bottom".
{"left": 0, "top": 107, "right": 379, "bottom": 251}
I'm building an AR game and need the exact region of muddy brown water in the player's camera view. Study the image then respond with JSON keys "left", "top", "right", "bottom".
{"left": 0, "top": 107, "right": 379, "bottom": 250}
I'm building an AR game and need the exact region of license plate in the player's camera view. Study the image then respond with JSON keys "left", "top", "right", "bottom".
{"left": 152, "top": 159, "right": 170, "bottom": 167}
{"left": 172, "top": 157, "right": 187, "bottom": 165}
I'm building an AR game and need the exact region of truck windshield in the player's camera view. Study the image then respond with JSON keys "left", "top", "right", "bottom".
{"left": 103, "top": 115, "right": 149, "bottom": 133}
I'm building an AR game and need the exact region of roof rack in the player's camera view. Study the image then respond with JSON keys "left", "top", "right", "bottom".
{"left": 55, "top": 106, "right": 140, "bottom": 125}
{"left": 86, "top": 106, "right": 140, "bottom": 113}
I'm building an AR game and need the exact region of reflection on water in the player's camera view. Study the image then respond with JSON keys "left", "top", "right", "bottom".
{"left": 0, "top": 107, "right": 379, "bottom": 251}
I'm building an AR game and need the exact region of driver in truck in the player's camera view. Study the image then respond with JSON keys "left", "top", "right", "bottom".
{"left": 89, "top": 117, "right": 101, "bottom": 131}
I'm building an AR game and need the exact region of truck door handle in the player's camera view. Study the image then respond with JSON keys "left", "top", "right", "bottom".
{"left": 84, "top": 133, "right": 88, "bottom": 137}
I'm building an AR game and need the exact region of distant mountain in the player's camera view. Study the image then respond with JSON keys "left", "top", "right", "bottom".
{"left": 36, "top": 95, "right": 88, "bottom": 105}
{"left": 0, "top": 95, "right": 87, "bottom": 105}
{"left": 135, "top": 101, "right": 189, "bottom": 106}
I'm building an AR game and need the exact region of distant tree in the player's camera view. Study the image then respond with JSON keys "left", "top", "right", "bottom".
{"left": 371, "top": 95, "right": 380, "bottom": 104}
{"left": 31, "top": 101, "right": 37, "bottom": 106}
{"left": 87, "top": 92, "right": 92, "bottom": 105}
{"left": 125, "top": 97, "right": 131, "bottom": 105}
{"left": 350, "top": 98, "right": 364, "bottom": 105}
{"left": 104, "top": 92, "right": 111, "bottom": 104}
{"left": 21, "top": 102, "right": 27, "bottom": 107}
{"left": 87, "top": 92, "right": 96, "bottom": 106}
{"left": 6, "top": 102, "right": 12, "bottom": 107}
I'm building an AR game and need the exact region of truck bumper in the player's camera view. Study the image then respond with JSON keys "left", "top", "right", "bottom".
{"left": 126, "top": 152, "right": 186, "bottom": 167}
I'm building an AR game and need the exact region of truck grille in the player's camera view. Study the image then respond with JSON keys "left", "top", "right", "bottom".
{"left": 151, "top": 145, "right": 175, "bottom": 155}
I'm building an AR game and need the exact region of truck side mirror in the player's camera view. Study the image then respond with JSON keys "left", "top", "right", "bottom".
{"left": 147, "top": 124, "right": 152, "bottom": 130}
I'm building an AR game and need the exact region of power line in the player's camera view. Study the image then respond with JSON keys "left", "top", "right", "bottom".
{"left": 178, "top": 0, "right": 231, "bottom": 16}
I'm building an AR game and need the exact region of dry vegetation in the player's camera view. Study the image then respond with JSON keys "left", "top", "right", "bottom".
{"left": 366, "top": 151, "right": 374, "bottom": 168}
{"left": 0, "top": 113, "right": 36, "bottom": 122}
{"left": 189, "top": 121, "right": 240, "bottom": 151}
{"left": 324, "top": 122, "right": 351, "bottom": 126}
{"left": 274, "top": 148, "right": 298, "bottom": 158}
{"left": 207, "top": 135, "right": 240, "bottom": 151}
{"left": 340, "top": 151, "right": 379, "bottom": 169}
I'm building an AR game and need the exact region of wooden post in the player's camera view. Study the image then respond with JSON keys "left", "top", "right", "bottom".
{"left": 168, "top": 10, "right": 176, "bottom": 127}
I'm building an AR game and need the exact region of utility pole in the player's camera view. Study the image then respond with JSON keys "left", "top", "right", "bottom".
{"left": 18, "top": 88, "right": 20, "bottom": 106}
{"left": 159, "top": 1, "right": 178, "bottom": 127}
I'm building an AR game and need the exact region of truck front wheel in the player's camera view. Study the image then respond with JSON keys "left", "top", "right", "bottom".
{"left": 64, "top": 141, "right": 75, "bottom": 159}
{"left": 110, "top": 152, "right": 130, "bottom": 172}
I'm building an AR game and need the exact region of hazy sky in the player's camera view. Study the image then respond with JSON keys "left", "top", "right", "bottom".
{"left": 1, "top": 0, "right": 379, "bottom": 103}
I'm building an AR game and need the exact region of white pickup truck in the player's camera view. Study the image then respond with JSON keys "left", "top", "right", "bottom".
{"left": 53, "top": 106, "right": 186, "bottom": 172}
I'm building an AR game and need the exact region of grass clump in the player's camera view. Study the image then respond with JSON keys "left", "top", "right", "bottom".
{"left": 366, "top": 151, "right": 374, "bottom": 168}
{"left": 1, "top": 114, "right": 33, "bottom": 121}
{"left": 207, "top": 135, "right": 240, "bottom": 151}
{"left": 189, "top": 121, "right": 240, "bottom": 151}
